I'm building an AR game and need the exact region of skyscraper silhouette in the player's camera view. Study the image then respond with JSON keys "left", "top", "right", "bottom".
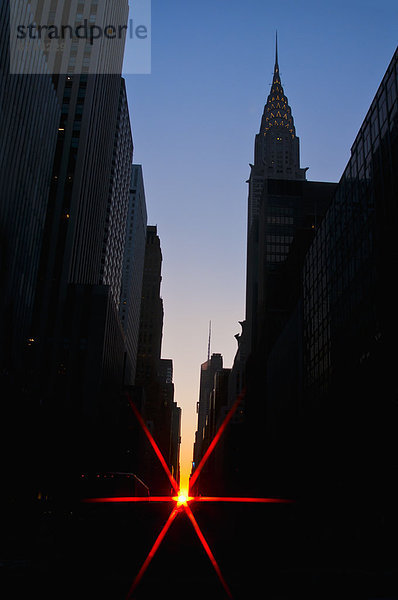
{"left": 245, "top": 36, "right": 335, "bottom": 354}
{"left": 223, "top": 38, "right": 336, "bottom": 496}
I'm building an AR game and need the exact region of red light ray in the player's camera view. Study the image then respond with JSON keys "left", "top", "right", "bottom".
{"left": 192, "top": 497, "right": 294, "bottom": 504}
{"left": 127, "top": 396, "right": 179, "bottom": 494}
{"left": 183, "top": 503, "right": 233, "bottom": 598}
{"left": 126, "top": 505, "right": 180, "bottom": 599}
{"left": 82, "top": 496, "right": 174, "bottom": 504}
{"left": 189, "top": 390, "right": 244, "bottom": 491}
{"left": 81, "top": 390, "right": 294, "bottom": 599}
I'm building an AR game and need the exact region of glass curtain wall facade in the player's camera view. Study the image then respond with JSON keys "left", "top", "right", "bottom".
{"left": 301, "top": 49, "right": 398, "bottom": 556}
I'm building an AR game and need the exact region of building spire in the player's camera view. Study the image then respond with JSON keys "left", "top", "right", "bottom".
{"left": 258, "top": 32, "right": 298, "bottom": 139}
{"left": 207, "top": 320, "right": 211, "bottom": 361}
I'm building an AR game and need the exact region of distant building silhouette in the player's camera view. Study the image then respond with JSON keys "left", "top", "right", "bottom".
{"left": 134, "top": 226, "right": 180, "bottom": 493}
{"left": 136, "top": 225, "right": 164, "bottom": 386}
{"left": 192, "top": 352, "right": 223, "bottom": 488}
{"left": 159, "top": 358, "right": 181, "bottom": 485}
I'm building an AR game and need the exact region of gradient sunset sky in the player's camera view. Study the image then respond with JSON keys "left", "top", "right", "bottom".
{"left": 123, "top": 0, "right": 397, "bottom": 488}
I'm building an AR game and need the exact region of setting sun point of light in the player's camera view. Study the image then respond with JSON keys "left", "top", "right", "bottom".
{"left": 173, "top": 489, "right": 191, "bottom": 506}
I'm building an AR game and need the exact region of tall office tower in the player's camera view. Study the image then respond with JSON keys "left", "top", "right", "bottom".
{"left": 19, "top": 1, "right": 133, "bottom": 498}
{"left": 119, "top": 165, "right": 148, "bottom": 385}
{"left": 29, "top": 0, "right": 128, "bottom": 368}
{"left": 100, "top": 79, "right": 134, "bottom": 310}
{"left": 192, "top": 352, "right": 223, "bottom": 479}
{"left": 0, "top": 0, "right": 60, "bottom": 505}
{"left": 29, "top": 2, "right": 129, "bottom": 383}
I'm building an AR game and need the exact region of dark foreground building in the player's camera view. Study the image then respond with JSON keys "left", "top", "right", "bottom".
{"left": 218, "top": 44, "right": 398, "bottom": 597}
{"left": 297, "top": 46, "right": 398, "bottom": 563}
{"left": 0, "top": 0, "right": 61, "bottom": 508}
{"left": 1, "top": 1, "right": 176, "bottom": 507}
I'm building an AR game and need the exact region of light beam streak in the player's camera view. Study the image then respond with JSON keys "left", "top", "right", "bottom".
{"left": 192, "top": 497, "right": 294, "bottom": 504}
{"left": 82, "top": 496, "right": 174, "bottom": 503}
{"left": 189, "top": 390, "right": 245, "bottom": 491}
{"left": 126, "top": 506, "right": 180, "bottom": 599}
{"left": 184, "top": 503, "right": 233, "bottom": 599}
{"left": 127, "top": 396, "right": 179, "bottom": 494}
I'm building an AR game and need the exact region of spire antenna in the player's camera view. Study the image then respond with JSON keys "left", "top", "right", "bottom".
{"left": 207, "top": 321, "right": 212, "bottom": 362}
{"left": 275, "top": 30, "right": 279, "bottom": 71}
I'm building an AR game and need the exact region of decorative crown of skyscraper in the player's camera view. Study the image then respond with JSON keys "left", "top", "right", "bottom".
{"left": 260, "top": 33, "right": 296, "bottom": 138}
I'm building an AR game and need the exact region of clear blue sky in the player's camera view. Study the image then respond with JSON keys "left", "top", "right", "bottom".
{"left": 123, "top": 0, "right": 397, "bottom": 486}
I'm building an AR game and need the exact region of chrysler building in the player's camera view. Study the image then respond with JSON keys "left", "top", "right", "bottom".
{"left": 248, "top": 34, "right": 307, "bottom": 230}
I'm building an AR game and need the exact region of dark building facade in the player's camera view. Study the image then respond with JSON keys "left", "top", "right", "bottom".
{"left": 119, "top": 165, "right": 148, "bottom": 385}
{"left": 7, "top": 1, "right": 134, "bottom": 501}
{"left": 0, "top": 0, "right": 60, "bottom": 381}
{"left": 100, "top": 78, "right": 134, "bottom": 311}
{"left": 0, "top": 0, "right": 61, "bottom": 506}
{"left": 297, "top": 46, "right": 398, "bottom": 560}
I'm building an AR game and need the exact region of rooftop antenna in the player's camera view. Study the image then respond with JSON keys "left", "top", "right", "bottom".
{"left": 207, "top": 320, "right": 212, "bottom": 362}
